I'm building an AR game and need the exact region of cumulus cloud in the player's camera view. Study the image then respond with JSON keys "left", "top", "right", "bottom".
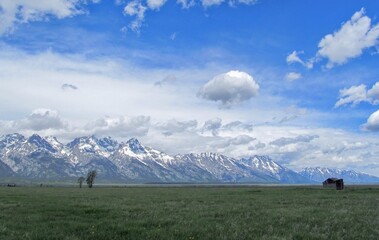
{"left": 61, "top": 83, "right": 78, "bottom": 90}
{"left": 0, "top": 0, "right": 94, "bottom": 35}
{"left": 285, "top": 72, "right": 302, "bottom": 82}
{"left": 197, "top": 70, "right": 259, "bottom": 107}
{"left": 202, "top": 118, "right": 222, "bottom": 136}
{"left": 270, "top": 135, "right": 319, "bottom": 147}
{"left": 317, "top": 8, "right": 379, "bottom": 68}
{"left": 6, "top": 108, "right": 67, "bottom": 132}
{"left": 335, "top": 82, "right": 379, "bottom": 108}
{"left": 157, "top": 119, "right": 197, "bottom": 136}
{"left": 84, "top": 115, "right": 151, "bottom": 137}
{"left": 362, "top": 110, "right": 379, "bottom": 132}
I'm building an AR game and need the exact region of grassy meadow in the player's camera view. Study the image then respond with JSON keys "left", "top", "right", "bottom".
{"left": 0, "top": 185, "right": 378, "bottom": 239}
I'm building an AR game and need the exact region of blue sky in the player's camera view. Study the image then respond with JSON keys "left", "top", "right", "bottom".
{"left": 0, "top": 0, "right": 379, "bottom": 175}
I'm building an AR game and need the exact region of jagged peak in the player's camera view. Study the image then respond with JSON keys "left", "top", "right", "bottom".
{"left": 1, "top": 133, "right": 25, "bottom": 141}
{"left": 0, "top": 133, "right": 26, "bottom": 147}
{"left": 124, "top": 138, "right": 146, "bottom": 154}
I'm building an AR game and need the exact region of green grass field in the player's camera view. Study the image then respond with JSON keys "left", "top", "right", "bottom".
{"left": 0, "top": 185, "right": 378, "bottom": 239}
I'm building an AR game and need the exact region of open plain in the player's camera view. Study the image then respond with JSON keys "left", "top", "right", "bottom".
{"left": 0, "top": 185, "right": 378, "bottom": 239}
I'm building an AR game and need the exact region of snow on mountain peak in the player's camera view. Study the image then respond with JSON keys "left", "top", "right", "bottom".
{"left": 125, "top": 138, "right": 146, "bottom": 154}
{"left": 0, "top": 133, "right": 26, "bottom": 147}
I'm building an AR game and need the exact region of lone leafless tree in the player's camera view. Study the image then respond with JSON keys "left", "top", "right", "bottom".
{"left": 77, "top": 177, "right": 85, "bottom": 188}
{"left": 86, "top": 170, "right": 97, "bottom": 188}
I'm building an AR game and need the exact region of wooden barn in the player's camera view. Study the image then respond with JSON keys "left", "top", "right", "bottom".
{"left": 323, "top": 178, "right": 344, "bottom": 190}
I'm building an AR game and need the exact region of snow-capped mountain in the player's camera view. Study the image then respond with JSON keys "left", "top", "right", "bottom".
{"left": 299, "top": 167, "right": 379, "bottom": 183}
{"left": 0, "top": 133, "right": 378, "bottom": 184}
{"left": 236, "top": 156, "right": 312, "bottom": 183}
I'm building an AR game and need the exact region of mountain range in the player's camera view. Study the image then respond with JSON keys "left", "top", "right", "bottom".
{"left": 0, "top": 133, "right": 378, "bottom": 184}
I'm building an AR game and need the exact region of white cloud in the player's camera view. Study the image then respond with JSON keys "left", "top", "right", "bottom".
{"left": 335, "top": 84, "right": 368, "bottom": 108}
{"left": 202, "top": 118, "right": 222, "bottom": 136}
{"left": 285, "top": 72, "right": 302, "bottom": 82}
{"left": 157, "top": 119, "right": 197, "bottom": 136}
{"left": 123, "top": 0, "right": 147, "bottom": 32}
{"left": 269, "top": 134, "right": 319, "bottom": 147}
{"left": 229, "top": 0, "right": 257, "bottom": 6}
{"left": 17, "top": 108, "right": 66, "bottom": 131}
{"left": 177, "top": 0, "right": 195, "bottom": 9}
{"left": 84, "top": 115, "right": 151, "bottom": 137}
{"left": 222, "top": 121, "right": 253, "bottom": 132}
{"left": 286, "top": 51, "right": 313, "bottom": 69}
{"left": 286, "top": 51, "right": 304, "bottom": 65}
{"left": 197, "top": 70, "right": 259, "bottom": 107}
{"left": 146, "top": 0, "right": 167, "bottom": 10}
{"left": 317, "top": 8, "right": 379, "bottom": 68}
{"left": 362, "top": 110, "right": 379, "bottom": 132}
{"left": 335, "top": 82, "right": 379, "bottom": 108}
{"left": 201, "top": 0, "right": 224, "bottom": 7}
{"left": 0, "top": 0, "right": 90, "bottom": 35}
{"left": 367, "top": 82, "right": 379, "bottom": 104}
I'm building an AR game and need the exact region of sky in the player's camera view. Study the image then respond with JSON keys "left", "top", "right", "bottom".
{"left": 0, "top": 0, "right": 379, "bottom": 175}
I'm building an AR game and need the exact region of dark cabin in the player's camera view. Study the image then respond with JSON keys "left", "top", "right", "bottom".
{"left": 323, "top": 178, "right": 344, "bottom": 190}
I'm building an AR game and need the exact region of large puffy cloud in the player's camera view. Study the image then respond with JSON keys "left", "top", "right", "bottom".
{"left": 197, "top": 70, "right": 259, "bottom": 107}
{"left": 317, "top": 8, "right": 379, "bottom": 68}
{"left": 0, "top": 0, "right": 97, "bottom": 35}
{"left": 362, "top": 110, "right": 379, "bottom": 132}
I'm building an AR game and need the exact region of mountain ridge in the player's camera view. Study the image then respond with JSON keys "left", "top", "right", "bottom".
{"left": 0, "top": 133, "right": 378, "bottom": 183}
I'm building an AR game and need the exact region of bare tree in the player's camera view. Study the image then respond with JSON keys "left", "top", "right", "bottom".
{"left": 86, "top": 170, "right": 97, "bottom": 188}
{"left": 77, "top": 177, "right": 85, "bottom": 188}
